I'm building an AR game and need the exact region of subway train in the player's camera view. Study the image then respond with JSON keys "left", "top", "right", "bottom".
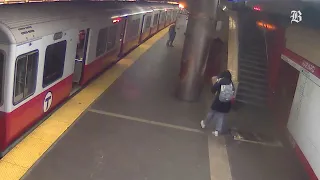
{"left": 0, "top": 1, "right": 179, "bottom": 157}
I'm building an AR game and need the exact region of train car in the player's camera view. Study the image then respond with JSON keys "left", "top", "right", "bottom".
{"left": 0, "top": 1, "right": 179, "bottom": 157}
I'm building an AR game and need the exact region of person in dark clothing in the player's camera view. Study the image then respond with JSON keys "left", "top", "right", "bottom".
{"left": 201, "top": 70, "right": 235, "bottom": 136}
{"left": 166, "top": 24, "right": 176, "bottom": 47}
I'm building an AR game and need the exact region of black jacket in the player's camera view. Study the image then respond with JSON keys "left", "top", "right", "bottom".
{"left": 211, "top": 72, "right": 234, "bottom": 113}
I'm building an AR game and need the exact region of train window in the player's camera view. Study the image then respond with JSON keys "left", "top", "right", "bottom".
{"left": 167, "top": 11, "right": 172, "bottom": 21}
{"left": 174, "top": 11, "right": 177, "bottom": 19}
{"left": 14, "top": 51, "right": 38, "bottom": 104}
{"left": 107, "top": 25, "right": 117, "bottom": 51}
{"left": 0, "top": 52, "right": 4, "bottom": 104}
{"left": 161, "top": 13, "right": 166, "bottom": 22}
{"left": 126, "top": 18, "right": 140, "bottom": 40}
{"left": 43, "top": 40, "right": 67, "bottom": 87}
{"left": 153, "top": 14, "right": 159, "bottom": 26}
{"left": 96, "top": 27, "right": 108, "bottom": 57}
{"left": 145, "top": 16, "right": 152, "bottom": 29}
{"left": 76, "top": 30, "right": 86, "bottom": 60}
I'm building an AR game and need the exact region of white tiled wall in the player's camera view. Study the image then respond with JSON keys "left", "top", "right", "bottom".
{"left": 288, "top": 72, "right": 320, "bottom": 178}
{"left": 285, "top": 23, "right": 320, "bottom": 178}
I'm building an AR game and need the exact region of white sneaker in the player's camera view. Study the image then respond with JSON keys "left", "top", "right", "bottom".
{"left": 200, "top": 120, "right": 206, "bottom": 129}
{"left": 213, "top": 130, "right": 219, "bottom": 137}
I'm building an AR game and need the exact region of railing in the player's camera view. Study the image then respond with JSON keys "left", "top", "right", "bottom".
{"left": 262, "top": 28, "right": 269, "bottom": 65}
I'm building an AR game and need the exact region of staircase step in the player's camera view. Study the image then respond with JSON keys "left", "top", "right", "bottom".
{"left": 242, "top": 49, "right": 267, "bottom": 57}
{"left": 239, "top": 72, "right": 267, "bottom": 82}
{"left": 240, "top": 45, "right": 266, "bottom": 52}
{"left": 239, "top": 58, "right": 267, "bottom": 67}
{"left": 240, "top": 50, "right": 266, "bottom": 56}
{"left": 236, "top": 92, "right": 267, "bottom": 102}
{"left": 240, "top": 40, "right": 265, "bottom": 45}
{"left": 239, "top": 63, "right": 267, "bottom": 73}
{"left": 239, "top": 81, "right": 267, "bottom": 91}
{"left": 239, "top": 53, "right": 267, "bottom": 62}
{"left": 237, "top": 14, "right": 269, "bottom": 109}
{"left": 241, "top": 49, "right": 266, "bottom": 55}
{"left": 241, "top": 39, "right": 265, "bottom": 45}
{"left": 239, "top": 75, "right": 267, "bottom": 87}
{"left": 239, "top": 68, "right": 266, "bottom": 78}
{"left": 240, "top": 47, "right": 266, "bottom": 53}
{"left": 237, "top": 84, "right": 267, "bottom": 97}
{"left": 236, "top": 98, "right": 266, "bottom": 107}
{"left": 236, "top": 93, "right": 267, "bottom": 106}
{"left": 241, "top": 29, "right": 262, "bottom": 34}
{"left": 240, "top": 44, "right": 266, "bottom": 51}
{"left": 239, "top": 54, "right": 267, "bottom": 64}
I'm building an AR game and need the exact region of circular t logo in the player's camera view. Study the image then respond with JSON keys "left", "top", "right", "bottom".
{"left": 43, "top": 91, "right": 53, "bottom": 113}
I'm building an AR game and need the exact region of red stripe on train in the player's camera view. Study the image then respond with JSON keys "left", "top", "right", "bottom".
{"left": 0, "top": 76, "right": 72, "bottom": 153}
{"left": 80, "top": 48, "right": 120, "bottom": 85}
{"left": 0, "top": 21, "right": 172, "bottom": 154}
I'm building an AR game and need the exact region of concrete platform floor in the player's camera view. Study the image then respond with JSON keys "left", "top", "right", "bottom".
{"left": 23, "top": 17, "right": 218, "bottom": 180}
{"left": 24, "top": 112, "right": 210, "bottom": 180}
{"left": 225, "top": 105, "right": 309, "bottom": 180}
{"left": 22, "top": 16, "right": 308, "bottom": 180}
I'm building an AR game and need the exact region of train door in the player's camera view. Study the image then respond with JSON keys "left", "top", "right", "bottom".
{"left": 119, "top": 18, "right": 128, "bottom": 57}
{"left": 72, "top": 29, "right": 90, "bottom": 90}
{"left": 139, "top": 14, "right": 146, "bottom": 43}
{"left": 157, "top": 11, "right": 162, "bottom": 31}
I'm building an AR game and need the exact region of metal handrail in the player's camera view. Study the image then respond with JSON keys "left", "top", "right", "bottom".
{"left": 263, "top": 29, "right": 269, "bottom": 65}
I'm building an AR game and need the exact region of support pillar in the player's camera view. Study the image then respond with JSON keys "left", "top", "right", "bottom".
{"left": 176, "top": 0, "right": 219, "bottom": 101}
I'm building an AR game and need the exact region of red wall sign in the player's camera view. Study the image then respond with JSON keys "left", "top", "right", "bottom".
{"left": 282, "top": 48, "right": 320, "bottom": 79}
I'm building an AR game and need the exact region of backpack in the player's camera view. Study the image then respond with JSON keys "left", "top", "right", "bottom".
{"left": 219, "top": 83, "right": 234, "bottom": 102}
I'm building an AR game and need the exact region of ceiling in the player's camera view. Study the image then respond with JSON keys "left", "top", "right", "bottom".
{"left": 245, "top": 0, "right": 320, "bottom": 15}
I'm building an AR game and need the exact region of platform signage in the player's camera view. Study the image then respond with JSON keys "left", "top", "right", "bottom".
{"left": 44, "top": 91, "right": 53, "bottom": 113}
{"left": 281, "top": 49, "right": 320, "bottom": 86}
{"left": 301, "top": 60, "right": 315, "bottom": 74}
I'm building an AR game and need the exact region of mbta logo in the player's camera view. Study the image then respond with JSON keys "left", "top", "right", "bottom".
{"left": 43, "top": 91, "right": 53, "bottom": 113}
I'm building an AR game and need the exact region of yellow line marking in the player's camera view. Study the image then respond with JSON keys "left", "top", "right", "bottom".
{"left": 208, "top": 136, "right": 233, "bottom": 180}
{"left": 0, "top": 28, "right": 169, "bottom": 180}
{"left": 88, "top": 109, "right": 204, "bottom": 134}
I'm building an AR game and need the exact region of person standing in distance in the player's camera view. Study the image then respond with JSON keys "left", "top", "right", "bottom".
{"left": 201, "top": 70, "right": 235, "bottom": 136}
{"left": 166, "top": 23, "right": 176, "bottom": 47}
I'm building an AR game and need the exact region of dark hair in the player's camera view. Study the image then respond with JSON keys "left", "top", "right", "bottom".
{"left": 220, "top": 70, "right": 232, "bottom": 80}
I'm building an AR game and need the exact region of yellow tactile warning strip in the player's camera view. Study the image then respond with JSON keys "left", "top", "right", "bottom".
{"left": 0, "top": 27, "right": 169, "bottom": 180}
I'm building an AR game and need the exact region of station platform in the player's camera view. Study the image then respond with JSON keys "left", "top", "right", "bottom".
{"left": 0, "top": 16, "right": 310, "bottom": 180}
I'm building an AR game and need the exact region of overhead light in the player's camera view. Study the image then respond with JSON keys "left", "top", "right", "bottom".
{"left": 222, "top": 5, "right": 227, "bottom": 11}
{"left": 178, "top": 4, "right": 184, "bottom": 9}
{"left": 253, "top": 5, "right": 261, "bottom": 11}
{"left": 112, "top": 17, "right": 121, "bottom": 24}
{"left": 256, "top": 21, "right": 276, "bottom": 31}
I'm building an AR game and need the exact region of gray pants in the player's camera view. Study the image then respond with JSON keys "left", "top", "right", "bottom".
{"left": 204, "top": 109, "right": 225, "bottom": 132}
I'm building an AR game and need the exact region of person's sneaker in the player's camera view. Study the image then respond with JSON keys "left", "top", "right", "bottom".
{"left": 213, "top": 130, "right": 219, "bottom": 137}
{"left": 200, "top": 120, "right": 206, "bottom": 129}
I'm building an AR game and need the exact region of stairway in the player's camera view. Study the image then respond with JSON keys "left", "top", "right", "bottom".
{"left": 236, "top": 12, "right": 268, "bottom": 106}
